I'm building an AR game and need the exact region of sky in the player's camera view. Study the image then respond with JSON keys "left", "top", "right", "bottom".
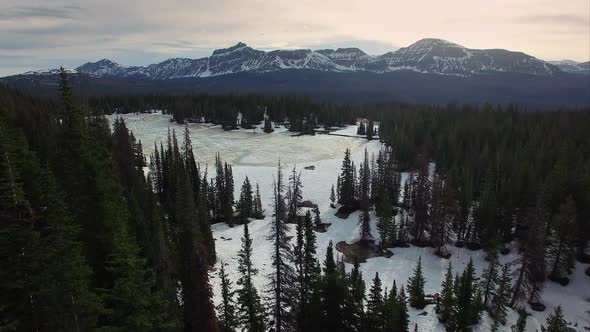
{"left": 0, "top": 0, "right": 589, "bottom": 76}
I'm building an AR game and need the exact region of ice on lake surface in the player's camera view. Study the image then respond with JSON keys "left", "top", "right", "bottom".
{"left": 109, "top": 112, "right": 367, "bottom": 166}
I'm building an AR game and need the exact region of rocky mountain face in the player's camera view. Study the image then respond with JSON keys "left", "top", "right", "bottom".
{"left": 15, "top": 38, "right": 563, "bottom": 79}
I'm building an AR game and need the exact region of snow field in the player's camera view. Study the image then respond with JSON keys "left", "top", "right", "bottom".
{"left": 108, "top": 113, "right": 590, "bottom": 331}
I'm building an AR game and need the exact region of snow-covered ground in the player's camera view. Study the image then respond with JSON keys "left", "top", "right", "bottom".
{"left": 108, "top": 112, "right": 590, "bottom": 331}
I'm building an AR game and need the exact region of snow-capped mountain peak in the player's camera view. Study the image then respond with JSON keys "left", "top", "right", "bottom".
{"left": 18, "top": 38, "right": 565, "bottom": 80}
{"left": 76, "top": 58, "right": 125, "bottom": 77}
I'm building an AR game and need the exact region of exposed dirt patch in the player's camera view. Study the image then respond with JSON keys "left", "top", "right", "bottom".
{"left": 335, "top": 240, "right": 393, "bottom": 263}
{"left": 314, "top": 223, "right": 332, "bottom": 233}
{"left": 298, "top": 200, "right": 317, "bottom": 209}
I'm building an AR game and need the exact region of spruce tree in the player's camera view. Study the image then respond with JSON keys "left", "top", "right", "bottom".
{"left": 490, "top": 264, "right": 511, "bottom": 326}
{"left": 408, "top": 257, "right": 426, "bottom": 309}
{"left": 312, "top": 205, "right": 322, "bottom": 227}
{"left": 453, "top": 258, "right": 479, "bottom": 330}
{"left": 437, "top": 261, "right": 454, "bottom": 323}
{"left": 398, "top": 286, "right": 410, "bottom": 332}
{"left": 365, "top": 272, "right": 385, "bottom": 330}
{"left": 377, "top": 194, "right": 394, "bottom": 248}
{"left": 103, "top": 228, "right": 171, "bottom": 331}
{"left": 287, "top": 166, "right": 303, "bottom": 220}
{"left": 217, "top": 262, "right": 238, "bottom": 332}
{"left": 411, "top": 157, "right": 431, "bottom": 242}
{"left": 236, "top": 176, "right": 254, "bottom": 221}
{"left": 330, "top": 184, "right": 336, "bottom": 208}
{"left": 366, "top": 119, "right": 374, "bottom": 140}
{"left": 548, "top": 196, "right": 576, "bottom": 281}
{"left": 267, "top": 161, "right": 296, "bottom": 332}
{"left": 236, "top": 224, "right": 265, "bottom": 331}
{"left": 510, "top": 308, "right": 527, "bottom": 332}
{"left": 338, "top": 149, "right": 355, "bottom": 208}
{"left": 541, "top": 306, "right": 568, "bottom": 332}
{"left": 480, "top": 247, "right": 500, "bottom": 309}
{"left": 343, "top": 261, "right": 365, "bottom": 331}
{"left": 321, "top": 241, "right": 347, "bottom": 331}
{"left": 358, "top": 209, "right": 372, "bottom": 242}
{"left": 252, "top": 182, "right": 264, "bottom": 219}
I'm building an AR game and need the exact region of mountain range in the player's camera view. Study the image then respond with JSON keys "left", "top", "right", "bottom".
{"left": 18, "top": 38, "right": 577, "bottom": 79}
{"left": 548, "top": 60, "right": 590, "bottom": 74}
{"left": 3, "top": 38, "right": 589, "bottom": 108}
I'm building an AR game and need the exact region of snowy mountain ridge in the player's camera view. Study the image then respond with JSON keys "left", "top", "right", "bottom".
{"left": 19, "top": 38, "right": 563, "bottom": 79}
{"left": 548, "top": 60, "right": 590, "bottom": 74}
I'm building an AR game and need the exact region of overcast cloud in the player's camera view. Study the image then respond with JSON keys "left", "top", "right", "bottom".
{"left": 0, "top": 0, "right": 588, "bottom": 76}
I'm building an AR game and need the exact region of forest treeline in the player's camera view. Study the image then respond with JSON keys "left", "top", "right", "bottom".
{"left": 1, "top": 75, "right": 588, "bottom": 332}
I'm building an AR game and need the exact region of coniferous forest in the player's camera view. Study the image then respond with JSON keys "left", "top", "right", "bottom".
{"left": 1, "top": 69, "right": 589, "bottom": 332}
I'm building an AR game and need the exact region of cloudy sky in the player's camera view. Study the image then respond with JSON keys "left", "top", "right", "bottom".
{"left": 0, "top": 0, "right": 588, "bottom": 76}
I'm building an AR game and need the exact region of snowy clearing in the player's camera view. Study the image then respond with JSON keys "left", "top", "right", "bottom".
{"left": 108, "top": 112, "right": 590, "bottom": 332}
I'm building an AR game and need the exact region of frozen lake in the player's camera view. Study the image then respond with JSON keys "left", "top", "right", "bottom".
{"left": 108, "top": 112, "right": 367, "bottom": 167}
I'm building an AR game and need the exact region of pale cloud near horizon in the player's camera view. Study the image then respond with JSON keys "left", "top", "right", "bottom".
{"left": 0, "top": 0, "right": 588, "bottom": 76}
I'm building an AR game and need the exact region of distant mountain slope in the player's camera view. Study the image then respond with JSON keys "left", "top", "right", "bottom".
{"left": 549, "top": 60, "right": 590, "bottom": 74}
{"left": 9, "top": 38, "right": 563, "bottom": 79}
{"left": 3, "top": 69, "right": 589, "bottom": 109}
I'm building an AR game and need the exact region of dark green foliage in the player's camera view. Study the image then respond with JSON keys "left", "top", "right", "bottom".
{"left": 511, "top": 308, "right": 528, "bottom": 332}
{"left": 408, "top": 257, "right": 426, "bottom": 309}
{"left": 236, "top": 176, "right": 254, "bottom": 221}
{"left": 365, "top": 272, "right": 385, "bottom": 330}
{"left": 236, "top": 224, "right": 266, "bottom": 331}
{"left": 541, "top": 306, "right": 568, "bottom": 332}
{"left": 218, "top": 262, "right": 238, "bottom": 332}
{"left": 338, "top": 148, "right": 355, "bottom": 208}
{"left": 437, "top": 261, "right": 454, "bottom": 323}
{"left": 320, "top": 241, "right": 347, "bottom": 331}
{"left": 548, "top": 197, "right": 576, "bottom": 280}
{"left": 267, "top": 161, "right": 297, "bottom": 332}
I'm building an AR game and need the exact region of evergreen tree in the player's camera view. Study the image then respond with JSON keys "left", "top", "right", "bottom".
{"left": 264, "top": 116, "right": 274, "bottom": 133}
{"left": 236, "top": 176, "right": 254, "bottom": 221}
{"left": 358, "top": 210, "right": 372, "bottom": 242}
{"left": 252, "top": 182, "right": 264, "bottom": 219}
{"left": 223, "top": 162, "right": 235, "bottom": 225}
{"left": 398, "top": 286, "right": 410, "bottom": 332}
{"left": 510, "top": 308, "right": 528, "bottom": 332}
{"left": 490, "top": 264, "right": 511, "bottom": 326}
{"left": 295, "top": 210, "right": 320, "bottom": 331}
{"left": 357, "top": 122, "right": 365, "bottom": 135}
{"left": 366, "top": 119, "right": 374, "bottom": 140}
{"left": 377, "top": 194, "right": 394, "bottom": 248}
{"left": 453, "top": 258, "right": 479, "bottom": 330}
{"left": 511, "top": 189, "right": 547, "bottom": 308}
{"left": 312, "top": 205, "right": 322, "bottom": 227}
{"left": 217, "top": 262, "right": 238, "bottom": 332}
{"left": 365, "top": 272, "right": 385, "bottom": 330}
{"left": 540, "top": 306, "right": 568, "bottom": 332}
{"left": 344, "top": 261, "right": 365, "bottom": 331}
{"left": 437, "top": 261, "right": 454, "bottom": 323}
{"left": 408, "top": 257, "right": 426, "bottom": 309}
{"left": 267, "top": 161, "right": 296, "bottom": 332}
{"left": 359, "top": 148, "right": 371, "bottom": 205}
{"left": 236, "top": 224, "right": 265, "bottom": 331}
{"left": 330, "top": 184, "right": 336, "bottom": 208}
{"left": 102, "top": 226, "right": 172, "bottom": 331}
{"left": 547, "top": 196, "right": 576, "bottom": 281}
{"left": 287, "top": 166, "right": 303, "bottom": 220}
{"left": 338, "top": 149, "right": 355, "bottom": 208}
{"left": 480, "top": 247, "right": 500, "bottom": 309}
{"left": 0, "top": 122, "right": 102, "bottom": 331}
{"left": 411, "top": 157, "right": 431, "bottom": 242}
{"left": 321, "top": 241, "right": 347, "bottom": 331}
